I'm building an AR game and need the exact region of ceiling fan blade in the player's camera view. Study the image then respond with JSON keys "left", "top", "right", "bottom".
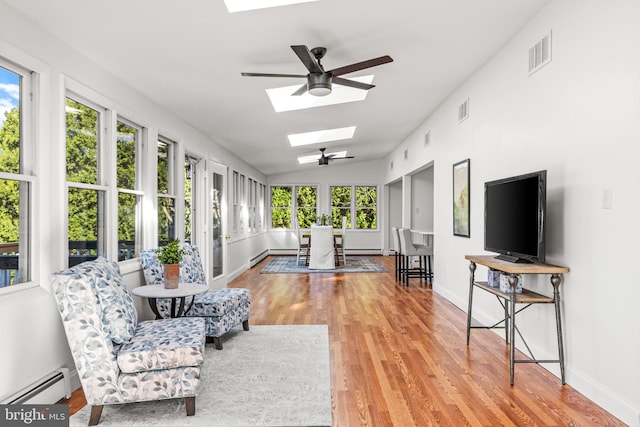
{"left": 329, "top": 55, "right": 393, "bottom": 76}
{"left": 332, "top": 77, "right": 375, "bottom": 91}
{"left": 333, "top": 156, "right": 355, "bottom": 159}
{"left": 291, "top": 84, "right": 308, "bottom": 96}
{"left": 291, "top": 45, "right": 324, "bottom": 74}
{"left": 241, "top": 72, "right": 307, "bottom": 78}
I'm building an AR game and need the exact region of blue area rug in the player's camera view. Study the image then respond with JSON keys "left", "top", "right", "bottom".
{"left": 260, "top": 256, "right": 387, "bottom": 273}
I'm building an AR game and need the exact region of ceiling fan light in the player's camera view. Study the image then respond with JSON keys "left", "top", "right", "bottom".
{"left": 308, "top": 73, "right": 332, "bottom": 96}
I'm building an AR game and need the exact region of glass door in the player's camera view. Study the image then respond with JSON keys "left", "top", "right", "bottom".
{"left": 209, "top": 161, "right": 227, "bottom": 282}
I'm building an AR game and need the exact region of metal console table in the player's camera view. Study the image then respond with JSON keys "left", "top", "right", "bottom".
{"left": 465, "top": 255, "right": 569, "bottom": 385}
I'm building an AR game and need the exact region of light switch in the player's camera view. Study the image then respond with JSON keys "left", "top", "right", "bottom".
{"left": 602, "top": 188, "right": 613, "bottom": 209}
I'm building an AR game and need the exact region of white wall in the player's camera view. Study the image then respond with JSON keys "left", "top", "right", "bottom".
{"left": 0, "top": 2, "right": 267, "bottom": 400}
{"left": 410, "top": 166, "right": 434, "bottom": 232}
{"left": 267, "top": 159, "right": 386, "bottom": 253}
{"left": 384, "top": 0, "right": 640, "bottom": 425}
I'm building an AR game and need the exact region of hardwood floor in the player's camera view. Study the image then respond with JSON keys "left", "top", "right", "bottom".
{"left": 61, "top": 255, "right": 624, "bottom": 426}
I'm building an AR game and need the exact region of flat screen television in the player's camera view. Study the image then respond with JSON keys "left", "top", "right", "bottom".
{"left": 484, "top": 170, "right": 546, "bottom": 263}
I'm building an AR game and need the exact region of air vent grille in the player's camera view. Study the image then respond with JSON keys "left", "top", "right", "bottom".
{"left": 458, "top": 99, "right": 469, "bottom": 123}
{"left": 529, "top": 31, "right": 552, "bottom": 75}
{"left": 424, "top": 130, "right": 431, "bottom": 148}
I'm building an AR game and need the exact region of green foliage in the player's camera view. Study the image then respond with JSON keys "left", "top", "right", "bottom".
{"left": 271, "top": 186, "right": 292, "bottom": 228}
{"left": 155, "top": 238, "right": 183, "bottom": 264}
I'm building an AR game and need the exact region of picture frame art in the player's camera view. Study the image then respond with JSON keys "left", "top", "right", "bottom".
{"left": 453, "top": 158, "right": 470, "bottom": 237}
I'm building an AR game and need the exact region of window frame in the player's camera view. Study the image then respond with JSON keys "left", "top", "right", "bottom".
{"left": 329, "top": 184, "right": 379, "bottom": 230}
{"left": 0, "top": 58, "right": 36, "bottom": 291}
{"left": 157, "top": 135, "right": 178, "bottom": 246}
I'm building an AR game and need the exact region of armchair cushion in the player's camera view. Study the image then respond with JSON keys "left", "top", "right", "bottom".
{"left": 61, "top": 256, "right": 138, "bottom": 344}
{"left": 117, "top": 317, "right": 205, "bottom": 374}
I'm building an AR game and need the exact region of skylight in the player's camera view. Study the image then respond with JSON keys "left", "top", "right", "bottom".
{"left": 298, "top": 150, "right": 347, "bottom": 164}
{"left": 267, "top": 75, "right": 374, "bottom": 112}
{"left": 288, "top": 126, "right": 356, "bottom": 147}
{"left": 224, "top": 0, "right": 319, "bottom": 13}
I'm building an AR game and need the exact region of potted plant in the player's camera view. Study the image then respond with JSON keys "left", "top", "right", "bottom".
{"left": 155, "top": 238, "right": 184, "bottom": 289}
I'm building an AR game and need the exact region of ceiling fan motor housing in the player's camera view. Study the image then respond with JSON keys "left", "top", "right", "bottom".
{"left": 308, "top": 73, "right": 332, "bottom": 96}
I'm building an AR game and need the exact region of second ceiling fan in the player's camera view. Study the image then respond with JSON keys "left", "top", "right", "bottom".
{"left": 241, "top": 45, "right": 393, "bottom": 96}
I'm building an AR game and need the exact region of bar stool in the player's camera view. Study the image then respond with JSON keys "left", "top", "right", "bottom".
{"left": 391, "top": 226, "right": 402, "bottom": 281}
{"left": 398, "top": 228, "right": 433, "bottom": 285}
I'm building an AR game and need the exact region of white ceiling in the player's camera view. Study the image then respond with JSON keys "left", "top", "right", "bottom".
{"left": 4, "top": 0, "right": 550, "bottom": 176}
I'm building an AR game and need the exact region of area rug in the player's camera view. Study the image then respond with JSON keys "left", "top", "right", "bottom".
{"left": 261, "top": 256, "right": 386, "bottom": 274}
{"left": 70, "top": 325, "right": 332, "bottom": 427}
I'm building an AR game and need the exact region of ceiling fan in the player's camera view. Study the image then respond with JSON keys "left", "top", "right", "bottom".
{"left": 317, "top": 148, "right": 354, "bottom": 166}
{"left": 241, "top": 45, "right": 393, "bottom": 96}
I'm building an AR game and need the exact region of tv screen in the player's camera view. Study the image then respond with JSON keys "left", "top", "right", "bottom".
{"left": 484, "top": 170, "right": 546, "bottom": 263}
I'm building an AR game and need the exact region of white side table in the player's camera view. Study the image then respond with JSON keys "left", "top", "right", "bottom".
{"left": 131, "top": 283, "right": 209, "bottom": 318}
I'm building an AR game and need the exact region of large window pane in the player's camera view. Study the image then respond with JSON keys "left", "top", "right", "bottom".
{"left": 117, "top": 121, "right": 137, "bottom": 190}
{"left": 68, "top": 187, "right": 104, "bottom": 266}
{"left": 184, "top": 157, "right": 196, "bottom": 244}
{"left": 271, "top": 186, "right": 291, "bottom": 228}
{"left": 296, "top": 185, "right": 317, "bottom": 228}
{"left": 158, "top": 196, "right": 175, "bottom": 245}
{"left": 157, "top": 140, "right": 170, "bottom": 194}
{"left": 331, "top": 186, "right": 351, "bottom": 228}
{"left": 66, "top": 98, "right": 98, "bottom": 184}
{"left": 0, "top": 179, "right": 29, "bottom": 286}
{"left": 0, "top": 67, "right": 20, "bottom": 174}
{"left": 356, "top": 186, "right": 377, "bottom": 229}
{"left": 118, "top": 192, "right": 138, "bottom": 261}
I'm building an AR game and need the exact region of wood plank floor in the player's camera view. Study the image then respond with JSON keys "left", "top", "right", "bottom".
{"left": 62, "top": 255, "right": 624, "bottom": 426}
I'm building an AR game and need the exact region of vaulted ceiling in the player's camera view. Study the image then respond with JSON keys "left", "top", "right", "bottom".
{"left": 4, "top": 0, "right": 550, "bottom": 175}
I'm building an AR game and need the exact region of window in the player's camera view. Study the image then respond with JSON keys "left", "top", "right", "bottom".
{"left": 330, "top": 185, "right": 378, "bottom": 229}
{"left": 66, "top": 96, "right": 105, "bottom": 266}
{"left": 184, "top": 155, "right": 199, "bottom": 244}
{"left": 0, "top": 60, "right": 34, "bottom": 288}
{"left": 232, "top": 171, "right": 239, "bottom": 235}
{"left": 270, "top": 186, "right": 292, "bottom": 228}
{"left": 157, "top": 137, "right": 177, "bottom": 245}
{"left": 331, "top": 186, "right": 351, "bottom": 228}
{"left": 248, "top": 177, "right": 256, "bottom": 233}
{"left": 258, "top": 182, "right": 265, "bottom": 230}
{"left": 355, "top": 186, "right": 377, "bottom": 229}
{"left": 116, "top": 119, "right": 143, "bottom": 261}
{"left": 296, "top": 185, "right": 317, "bottom": 227}
{"left": 270, "top": 185, "right": 318, "bottom": 229}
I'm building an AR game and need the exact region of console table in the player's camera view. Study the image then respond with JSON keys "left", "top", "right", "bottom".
{"left": 465, "top": 255, "right": 569, "bottom": 385}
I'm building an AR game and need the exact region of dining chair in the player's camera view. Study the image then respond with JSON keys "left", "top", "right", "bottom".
{"left": 308, "top": 225, "right": 336, "bottom": 269}
{"left": 334, "top": 216, "right": 348, "bottom": 266}
{"left": 391, "top": 226, "right": 402, "bottom": 281}
{"left": 295, "top": 218, "right": 309, "bottom": 265}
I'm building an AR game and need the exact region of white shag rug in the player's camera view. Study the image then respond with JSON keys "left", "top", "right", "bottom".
{"left": 70, "top": 325, "right": 332, "bottom": 427}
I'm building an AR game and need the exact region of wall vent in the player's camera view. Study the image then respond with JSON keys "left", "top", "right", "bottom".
{"left": 528, "top": 31, "right": 552, "bottom": 75}
{"left": 390, "top": 160, "right": 394, "bottom": 170}
{"left": 404, "top": 149, "right": 408, "bottom": 160}
{"left": 424, "top": 130, "right": 431, "bottom": 148}
{"left": 458, "top": 98, "right": 469, "bottom": 123}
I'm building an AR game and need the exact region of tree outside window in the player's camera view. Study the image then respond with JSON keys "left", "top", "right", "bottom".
{"left": 0, "top": 62, "right": 33, "bottom": 287}
{"left": 355, "top": 186, "right": 377, "bottom": 229}
{"left": 296, "top": 185, "right": 317, "bottom": 228}
{"left": 330, "top": 186, "right": 351, "bottom": 228}
{"left": 271, "top": 186, "right": 292, "bottom": 228}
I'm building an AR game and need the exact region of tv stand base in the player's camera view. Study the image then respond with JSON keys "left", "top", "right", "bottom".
{"left": 495, "top": 254, "right": 532, "bottom": 263}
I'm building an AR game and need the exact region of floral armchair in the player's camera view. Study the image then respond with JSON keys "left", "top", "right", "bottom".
{"left": 140, "top": 243, "right": 251, "bottom": 350}
{"left": 51, "top": 257, "right": 206, "bottom": 426}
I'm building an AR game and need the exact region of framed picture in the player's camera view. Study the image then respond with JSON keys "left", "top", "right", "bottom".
{"left": 453, "top": 159, "right": 470, "bottom": 237}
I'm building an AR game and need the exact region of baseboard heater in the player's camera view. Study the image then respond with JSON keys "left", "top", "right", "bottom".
{"left": 249, "top": 250, "right": 269, "bottom": 267}
{"left": 1, "top": 368, "right": 71, "bottom": 404}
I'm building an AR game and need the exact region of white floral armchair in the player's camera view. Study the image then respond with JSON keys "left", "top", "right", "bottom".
{"left": 139, "top": 243, "right": 251, "bottom": 350}
{"left": 51, "top": 257, "right": 206, "bottom": 426}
